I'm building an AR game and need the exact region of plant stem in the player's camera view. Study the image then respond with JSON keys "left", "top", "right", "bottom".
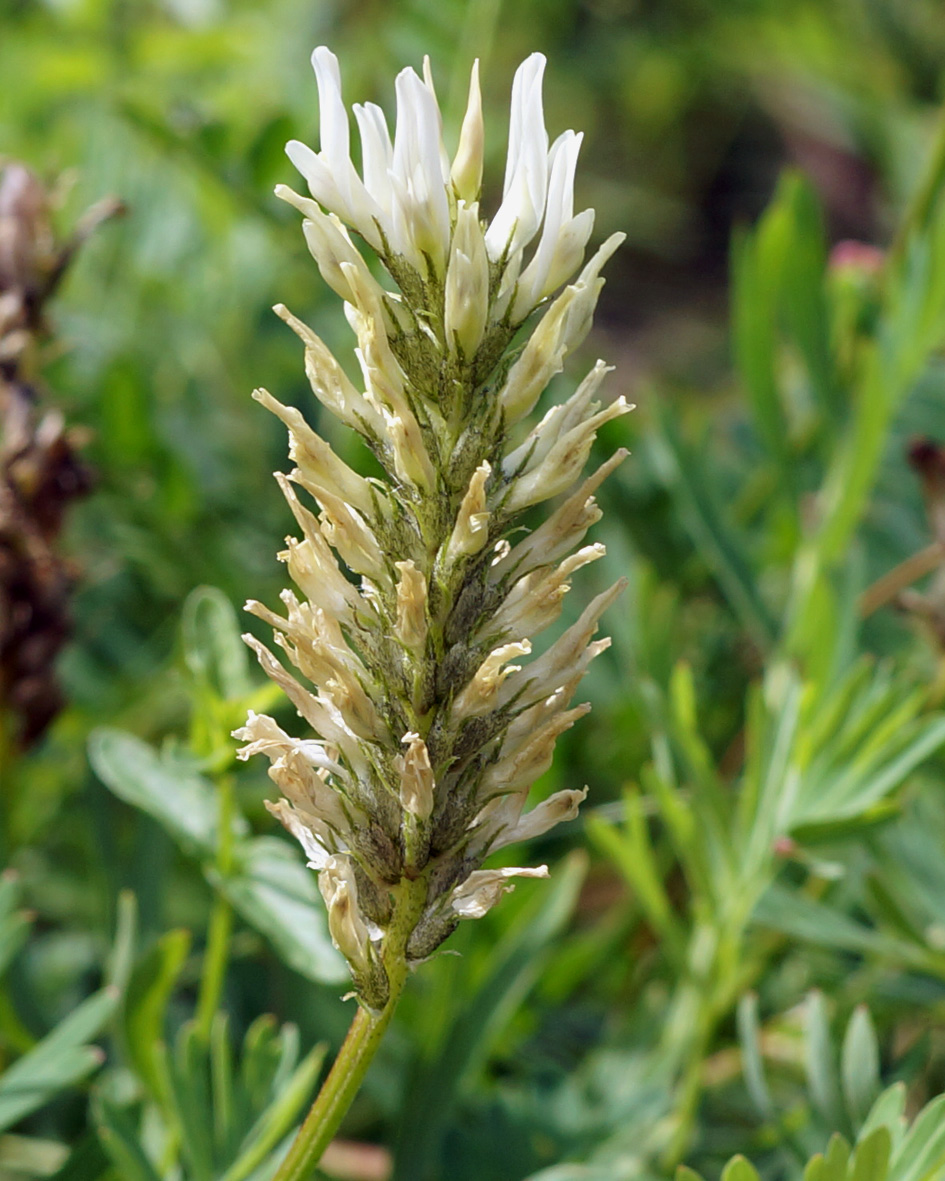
{"left": 195, "top": 773, "right": 236, "bottom": 1041}
{"left": 195, "top": 894, "right": 233, "bottom": 1041}
{"left": 274, "top": 877, "right": 428, "bottom": 1181}
{"left": 858, "top": 540, "right": 945, "bottom": 618}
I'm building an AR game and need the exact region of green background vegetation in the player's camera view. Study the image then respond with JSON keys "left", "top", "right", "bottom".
{"left": 4, "top": 0, "right": 945, "bottom": 1178}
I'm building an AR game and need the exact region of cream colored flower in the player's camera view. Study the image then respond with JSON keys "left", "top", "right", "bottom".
{"left": 236, "top": 47, "right": 628, "bottom": 1005}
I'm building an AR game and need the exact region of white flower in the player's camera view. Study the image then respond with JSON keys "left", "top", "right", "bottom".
{"left": 389, "top": 66, "right": 451, "bottom": 272}
{"left": 319, "top": 854, "right": 375, "bottom": 972}
{"left": 511, "top": 131, "right": 592, "bottom": 321}
{"left": 494, "top": 450, "right": 628, "bottom": 581}
{"left": 266, "top": 800, "right": 332, "bottom": 869}
{"left": 484, "top": 53, "right": 549, "bottom": 263}
{"left": 241, "top": 48, "right": 628, "bottom": 1000}
{"left": 446, "top": 461, "right": 492, "bottom": 562}
{"left": 451, "top": 866, "right": 550, "bottom": 919}
{"left": 234, "top": 711, "right": 340, "bottom": 776}
{"left": 395, "top": 731, "right": 435, "bottom": 820}
{"left": 286, "top": 50, "right": 385, "bottom": 251}
{"left": 492, "top": 788, "right": 588, "bottom": 851}
{"left": 282, "top": 47, "right": 595, "bottom": 316}
{"left": 394, "top": 560, "right": 428, "bottom": 649}
{"left": 453, "top": 640, "right": 532, "bottom": 719}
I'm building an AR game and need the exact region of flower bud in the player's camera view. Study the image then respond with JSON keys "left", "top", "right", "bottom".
{"left": 491, "top": 544, "right": 606, "bottom": 638}
{"left": 390, "top": 66, "right": 451, "bottom": 274}
{"left": 454, "top": 640, "right": 531, "bottom": 719}
{"left": 498, "top": 287, "right": 576, "bottom": 423}
{"left": 504, "top": 397, "right": 632, "bottom": 512}
{"left": 446, "top": 461, "right": 491, "bottom": 562}
{"left": 511, "top": 130, "right": 589, "bottom": 321}
{"left": 319, "top": 855, "right": 374, "bottom": 973}
{"left": 394, "top": 560, "right": 428, "bottom": 649}
{"left": 396, "top": 731, "right": 435, "bottom": 819}
{"left": 273, "top": 303, "right": 384, "bottom": 434}
{"left": 252, "top": 387, "right": 376, "bottom": 517}
{"left": 485, "top": 54, "right": 549, "bottom": 261}
{"left": 451, "top": 60, "right": 484, "bottom": 202}
{"left": 444, "top": 202, "right": 489, "bottom": 359}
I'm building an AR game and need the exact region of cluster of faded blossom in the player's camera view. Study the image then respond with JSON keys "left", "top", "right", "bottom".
{"left": 235, "top": 47, "right": 629, "bottom": 1008}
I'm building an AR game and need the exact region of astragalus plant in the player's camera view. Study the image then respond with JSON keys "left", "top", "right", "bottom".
{"left": 235, "top": 47, "right": 628, "bottom": 1175}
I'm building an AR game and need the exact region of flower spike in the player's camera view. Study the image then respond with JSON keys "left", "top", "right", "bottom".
{"left": 237, "top": 48, "right": 628, "bottom": 1007}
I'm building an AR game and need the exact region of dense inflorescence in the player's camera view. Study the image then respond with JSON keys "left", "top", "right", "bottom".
{"left": 235, "top": 48, "right": 629, "bottom": 1008}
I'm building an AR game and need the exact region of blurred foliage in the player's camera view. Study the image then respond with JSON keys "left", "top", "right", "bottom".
{"left": 4, "top": 0, "right": 945, "bottom": 1178}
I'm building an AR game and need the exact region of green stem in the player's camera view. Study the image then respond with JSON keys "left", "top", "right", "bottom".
{"left": 889, "top": 106, "right": 945, "bottom": 264}
{"left": 195, "top": 773, "right": 236, "bottom": 1042}
{"left": 195, "top": 895, "right": 233, "bottom": 1041}
{"left": 659, "top": 892, "right": 767, "bottom": 1168}
{"left": 274, "top": 877, "right": 427, "bottom": 1181}
{"left": 274, "top": 1000, "right": 396, "bottom": 1181}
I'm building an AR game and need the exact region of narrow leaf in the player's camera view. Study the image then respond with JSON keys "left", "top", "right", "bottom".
{"left": 842, "top": 1006, "right": 881, "bottom": 1128}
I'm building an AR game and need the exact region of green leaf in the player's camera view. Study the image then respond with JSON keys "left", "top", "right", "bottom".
{"left": 805, "top": 991, "right": 842, "bottom": 1130}
{"left": 90, "top": 731, "right": 341, "bottom": 984}
{"left": 0, "top": 872, "right": 30, "bottom": 982}
{"left": 167, "top": 1022, "right": 216, "bottom": 1181}
{"left": 92, "top": 1095, "right": 162, "bottom": 1181}
{"left": 859, "top": 1084, "right": 908, "bottom": 1148}
{"left": 47, "top": 1131, "right": 112, "bottom": 1181}
{"left": 780, "top": 176, "right": 839, "bottom": 421}
{"left": 842, "top": 1006, "right": 881, "bottom": 1128}
{"left": 0, "top": 909, "right": 30, "bottom": 982}
{"left": 755, "top": 885, "right": 918, "bottom": 965}
{"left": 122, "top": 928, "right": 192, "bottom": 1099}
{"left": 823, "top": 1134, "right": 852, "bottom": 1181}
{"left": 90, "top": 727, "right": 245, "bottom": 856}
{"left": 851, "top": 1128, "right": 892, "bottom": 1181}
{"left": 737, "top": 993, "right": 772, "bottom": 1118}
{"left": 220, "top": 1039, "right": 325, "bottom": 1181}
{"left": 797, "top": 716, "right": 945, "bottom": 827}
{"left": 212, "top": 1013, "right": 238, "bottom": 1163}
{"left": 731, "top": 219, "right": 787, "bottom": 466}
{"left": 215, "top": 836, "right": 345, "bottom": 985}
{"left": 0, "top": 988, "right": 118, "bottom": 1133}
{"left": 106, "top": 890, "right": 138, "bottom": 994}
{"left": 720, "top": 1155, "right": 761, "bottom": 1181}
{"left": 647, "top": 409, "right": 776, "bottom": 649}
{"left": 889, "top": 1094, "right": 945, "bottom": 1181}
{"left": 182, "top": 585, "right": 252, "bottom": 701}
{"left": 804, "top": 1155, "right": 827, "bottom": 1181}
{"left": 586, "top": 791, "right": 682, "bottom": 959}
{"left": 790, "top": 800, "right": 901, "bottom": 846}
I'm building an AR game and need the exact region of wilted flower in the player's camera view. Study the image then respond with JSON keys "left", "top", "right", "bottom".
{"left": 235, "top": 47, "right": 630, "bottom": 1009}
